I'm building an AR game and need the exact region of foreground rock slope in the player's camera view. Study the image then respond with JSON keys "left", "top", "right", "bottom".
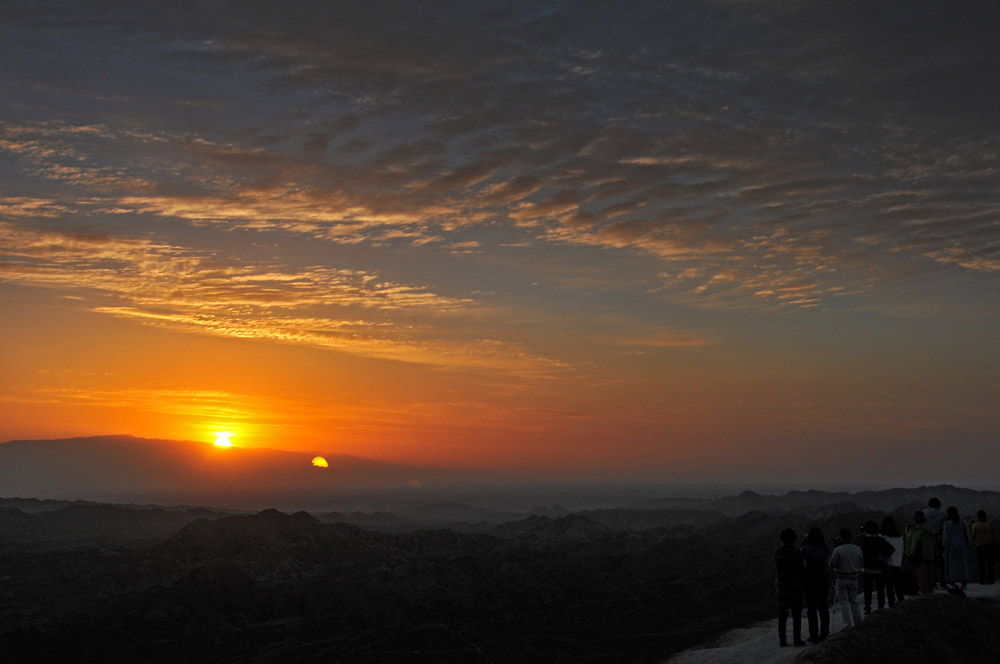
{"left": 799, "top": 593, "right": 1000, "bottom": 664}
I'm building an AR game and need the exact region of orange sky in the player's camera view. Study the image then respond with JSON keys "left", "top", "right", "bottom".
{"left": 1, "top": 3, "right": 999, "bottom": 486}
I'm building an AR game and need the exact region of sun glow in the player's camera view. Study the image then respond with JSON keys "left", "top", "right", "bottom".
{"left": 213, "top": 432, "right": 233, "bottom": 447}
{"left": 311, "top": 456, "right": 328, "bottom": 468}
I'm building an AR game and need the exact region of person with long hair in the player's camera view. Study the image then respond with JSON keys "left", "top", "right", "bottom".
{"left": 800, "top": 527, "right": 830, "bottom": 642}
{"left": 880, "top": 516, "right": 904, "bottom": 606}
{"left": 943, "top": 506, "right": 971, "bottom": 595}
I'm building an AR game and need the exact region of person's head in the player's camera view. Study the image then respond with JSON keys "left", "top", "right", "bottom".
{"left": 839, "top": 527, "right": 852, "bottom": 542}
{"left": 806, "top": 527, "right": 825, "bottom": 547}
{"left": 946, "top": 506, "right": 960, "bottom": 521}
{"left": 864, "top": 520, "right": 879, "bottom": 535}
{"left": 928, "top": 497, "right": 942, "bottom": 509}
{"left": 780, "top": 528, "right": 797, "bottom": 545}
{"left": 978, "top": 510, "right": 988, "bottom": 522}
{"left": 880, "top": 516, "right": 900, "bottom": 537}
{"left": 913, "top": 510, "right": 926, "bottom": 523}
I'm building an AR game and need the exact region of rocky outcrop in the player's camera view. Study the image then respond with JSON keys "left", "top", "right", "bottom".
{"left": 799, "top": 594, "right": 1000, "bottom": 664}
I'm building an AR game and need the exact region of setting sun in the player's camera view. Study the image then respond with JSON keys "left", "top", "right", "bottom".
{"left": 213, "top": 433, "right": 233, "bottom": 448}
{"left": 311, "top": 456, "right": 328, "bottom": 468}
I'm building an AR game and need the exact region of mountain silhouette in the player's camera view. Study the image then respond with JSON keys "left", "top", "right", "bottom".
{"left": 0, "top": 434, "right": 455, "bottom": 500}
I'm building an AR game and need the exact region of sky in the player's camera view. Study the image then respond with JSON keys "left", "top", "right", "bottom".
{"left": 1, "top": 1, "right": 998, "bottom": 486}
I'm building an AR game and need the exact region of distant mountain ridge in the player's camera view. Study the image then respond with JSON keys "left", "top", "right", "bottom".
{"left": 0, "top": 503, "right": 229, "bottom": 545}
{"left": 633, "top": 484, "right": 1000, "bottom": 516}
{"left": 0, "top": 434, "right": 459, "bottom": 500}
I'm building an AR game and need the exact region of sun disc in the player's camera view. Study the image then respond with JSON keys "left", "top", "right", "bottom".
{"left": 311, "top": 456, "right": 328, "bottom": 468}
{"left": 213, "top": 436, "right": 232, "bottom": 447}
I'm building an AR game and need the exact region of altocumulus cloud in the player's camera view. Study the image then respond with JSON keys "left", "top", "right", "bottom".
{"left": 0, "top": 0, "right": 997, "bottom": 313}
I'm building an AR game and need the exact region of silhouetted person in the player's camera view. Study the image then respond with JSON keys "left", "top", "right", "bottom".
{"left": 775, "top": 528, "right": 806, "bottom": 647}
{"left": 943, "top": 506, "right": 970, "bottom": 595}
{"left": 971, "top": 510, "right": 996, "bottom": 584}
{"left": 924, "top": 497, "right": 946, "bottom": 588}
{"left": 859, "top": 520, "right": 894, "bottom": 613}
{"left": 880, "top": 516, "right": 904, "bottom": 606}
{"left": 800, "top": 527, "right": 830, "bottom": 642}
{"left": 905, "top": 510, "right": 935, "bottom": 594}
{"left": 829, "top": 527, "right": 863, "bottom": 629}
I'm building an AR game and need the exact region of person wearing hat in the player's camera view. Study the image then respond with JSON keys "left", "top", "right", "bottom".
{"left": 906, "top": 510, "right": 936, "bottom": 594}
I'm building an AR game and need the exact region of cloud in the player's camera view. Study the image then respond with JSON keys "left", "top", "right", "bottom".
{"left": 1, "top": 1, "right": 998, "bottom": 316}
{"left": 0, "top": 222, "right": 571, "bottom": 375}
{"left": 0, "top": 197, "right": 71, "bottom": 218}
{"left": 610, "top": 331, "right": 712, "bottom": 348}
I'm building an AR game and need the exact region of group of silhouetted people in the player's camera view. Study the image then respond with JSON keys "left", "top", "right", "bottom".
{"left": 773, "top": 497, "right": 997, "bottom": 648}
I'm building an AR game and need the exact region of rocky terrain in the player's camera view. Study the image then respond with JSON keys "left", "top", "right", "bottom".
{"left": 799, "top": 593, "right": 1000, "bottom": 664}
{"left": 1, "top": 486, "right": 997, "bottom": 663}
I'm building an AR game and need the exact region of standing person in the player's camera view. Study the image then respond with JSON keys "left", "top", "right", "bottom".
{"left": 829, "top": 528, "right": 864, "bottom": 629}
{"left": 971, "top": 510, "right": 996, "bottom": 585}
{"left": 859, "top": 520, "right": 894, "bottom": 614}
{"left": 943, "top": 506, "right": 971, "bottom": 595}
{"left": 880, "top": 516, "right": 904, "bottom": 606}
{"left": 800, "top": 527, "right": 830, "bottom": 643}
{"left": 775, "top": 528, "right": 806, "bottom": 647}
{"left": 905, "top": 511, "right": 936, "bottom": 594}
{"left": 924, "top": 497, "right": 947, "bottom": 588}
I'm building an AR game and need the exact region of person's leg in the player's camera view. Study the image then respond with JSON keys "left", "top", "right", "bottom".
{"left": 935, "top": 538, "right": 945, "bottom": 588}
{"left": 792, "top": 598, "right": 804, "bottom": 645}
{"left": 875, "top": 572, "right": 886, "bottom": 609}
{"left": 818, "top": 583, "right": 830, "bottom": 638}
{"left": 863, "top": 572, "right": 873, "bottom": 613}
{"left": 885, "top": 566, "right": 897, "bottom": 606}
{"left": 978, "top": 545, "right": 989, "bottom": 584}
{"left": 848, "top": 583, "right": 863, "bottom": 625}
{"left": 804, "top": 589, "right": 818, "bottom": 641}
{"left": 834, "top": 583, "right": 853, "bottom": 628}
{"left": 778, "top": 603, "right": 789, "bottom": 646}
{"left": 920, "top": 560, "right": 933, "bottom": 594}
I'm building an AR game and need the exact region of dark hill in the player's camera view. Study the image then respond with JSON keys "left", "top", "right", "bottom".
{"left": 400, "top": 502, "right": 520, "bottom": 524}
{"left": 155, "top": 509, "right": 327, "bottom": 559}
{"left": 490, "top": 513, "right": 614, "bottom": 540}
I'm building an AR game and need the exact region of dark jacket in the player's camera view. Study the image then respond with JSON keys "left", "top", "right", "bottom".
{"left": 859, "top": 534, "right": 895, "bottom": 572}
{"left": 800, "top": 543, "right": 829, "bottom": 586}
{"left": 775, "top": 544, "right": 805, "bottom": 603}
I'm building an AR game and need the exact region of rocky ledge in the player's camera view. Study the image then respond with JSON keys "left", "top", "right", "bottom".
{"left": 799, "top": 593, "right": 1000, "bottom": 664}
